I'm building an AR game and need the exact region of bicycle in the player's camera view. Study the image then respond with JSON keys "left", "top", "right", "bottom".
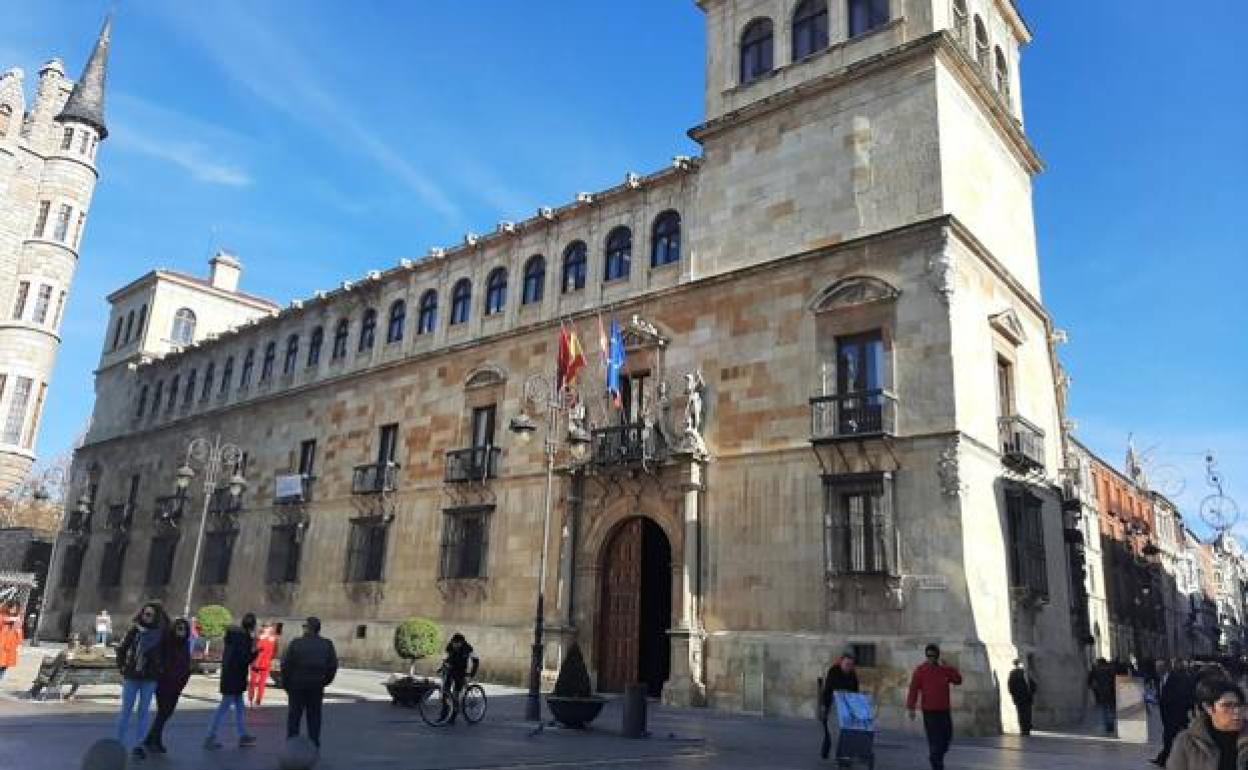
{"left": 418, "top": 664, "right": 487, "bottom": 726}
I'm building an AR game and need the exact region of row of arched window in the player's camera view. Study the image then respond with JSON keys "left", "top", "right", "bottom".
{"left": 133, "top": 212, "right": 681, "bottom": 420}
{"left": 952, "top": 0, "right": 1012, "bottom": 100}
{"left": 740, "top": 0, "right": 890, "bottom": 85}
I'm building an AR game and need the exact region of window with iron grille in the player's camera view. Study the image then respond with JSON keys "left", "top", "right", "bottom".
{"left": 99, "top": 538, "right": 128, "bottom": 587}
{"left": 267, "top": 524, "right": 302, "bottom": 584}
{"left": 824, "top": 473, "right": 896, "bottom": 576}
{"left": 61, "top": 542, "right": 87, "bottom": 588}
{"left": 345, "top": 517, "right": 389, "bottom": 582}
{"left": 145, "top": 535, "right": 179, "bottom": 587}
{"left": 1006, "top": 488, "right": 1049, "bottom": 599}
{"left": 201, "top": 529, "right": 238, "bottom": 585}
{"left": 440, "top": 506, "right": 492, "bottom": 579}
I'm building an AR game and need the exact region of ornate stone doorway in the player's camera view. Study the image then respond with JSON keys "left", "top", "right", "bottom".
{"left": 597, "top": 516, "right": 671, "bottom": 696}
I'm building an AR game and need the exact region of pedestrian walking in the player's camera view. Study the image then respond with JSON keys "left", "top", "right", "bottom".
{"left": 0, "top": 605, "right": 22, "bottom": 681}
{"left": 1007, "top": 658, "right": 1038, "bottom": 736}
{"left": 95, "top": 609, "right": 112, "bottom": 646}
{"left": 204, "top": 612, "right": 257, "bottom": 750}
{"left": 114, "top": 602, "right": 170, "bottom": 760}
{"left": 281, "top": 616, "right": 338, "bottom": 750}
{"left": 1156, "top": 660, "right": 1196, "bottom": 767}
{"left": 143, "top": 617, "right": 192, "bottom": 755}
{"left": 1165, "top": 676, "right": 1248, "bottom": 770}
{"left": 248, "top": 622, "right": 278, "bottom": 707}
{"left": 906, "top": 643, "right": 963, "bottom": 770}
{"left": 819, "top": 650, "right": 861, "bottom": 761}
{"left": 1088, "top": 657, "right": 1117, "bottom": 734}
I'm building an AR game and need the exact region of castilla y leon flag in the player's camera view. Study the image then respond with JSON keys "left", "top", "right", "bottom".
{"left": 556, "top": 322, "right": 587, "bottom": 391}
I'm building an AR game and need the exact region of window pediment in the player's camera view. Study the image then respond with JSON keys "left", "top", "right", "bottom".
{"left": 620, "top": 314, "right": 670, "bottom": 351}
{"left": 989, "top": 308, "right": 1027, "bottom": 346}
{"left": 810, "top": 276, "right": 900, "bottom": 313}
{"left": 465, "top": 365, "right": 506, "bottom": 389}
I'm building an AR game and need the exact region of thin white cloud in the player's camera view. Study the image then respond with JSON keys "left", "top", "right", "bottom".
{"left": 109, "top": 92, "right": 253, "bottom": 187}
{"left": 111, "top": 126, "right": 252, "bottom": 186}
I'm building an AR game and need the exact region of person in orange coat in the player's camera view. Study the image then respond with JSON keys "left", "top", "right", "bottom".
{"left": 248, "top": 623, "right": 278, "bottom": 707}
{"left": 0, "top": 605, "right": 23, "bottom": 681}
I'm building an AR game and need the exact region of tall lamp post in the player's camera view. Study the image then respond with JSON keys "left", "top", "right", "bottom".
{"left": 175, "top": 436, "right": 247, "bottom": 620}
{"left": 509, "top": 374, "right": 590, "bottom": 722}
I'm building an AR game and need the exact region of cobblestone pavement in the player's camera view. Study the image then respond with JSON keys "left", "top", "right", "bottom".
{"left": 1, "top": 647, "right": 1162, "bottom": 769}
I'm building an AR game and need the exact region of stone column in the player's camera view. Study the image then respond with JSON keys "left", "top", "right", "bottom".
{"left": 664, "top": 458, "right": 707, "bottom": 707}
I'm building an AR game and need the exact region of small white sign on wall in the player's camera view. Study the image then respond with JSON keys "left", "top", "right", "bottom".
{"left": 915, "top": 575, "right": 949, "bottom": 591}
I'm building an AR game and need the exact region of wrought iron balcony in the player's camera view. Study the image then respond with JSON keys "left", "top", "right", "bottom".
{"left": 590, "top": 423, "right": 661, "bottom": 467}
{"left": 998, "top": 414, "right": 1045, "bottom": 473}
{"left": 65, "top": 507, "right": 92, "bottom": 535}
{"left": 207, "top": 486, "right": 244, "bottom": 515}
{"left": 443, "top": 447, "right": 499, "bottom": 484}
{"left": 153, "top": 494, "right": 186, "bottom": 524}
{"left": 274, "top": 474, "right": 316, "bottom": 505}
{"left": 353, "top": 462, "right": 400, "bottom": 494}
{"left": 810, "top": 390, "right": 897, "bottom": 442}
{"left": 104, "top": 503, "right": 133, "bottom": 532}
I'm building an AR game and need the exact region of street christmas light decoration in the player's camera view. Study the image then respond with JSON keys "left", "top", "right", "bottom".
{"left": 1199, "top": 452, "right": 1239, "bottom": 535}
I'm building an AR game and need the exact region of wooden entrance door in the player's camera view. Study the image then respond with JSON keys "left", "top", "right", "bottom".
{"left": 598, "top": 518, "right": 643, "bottom": 692}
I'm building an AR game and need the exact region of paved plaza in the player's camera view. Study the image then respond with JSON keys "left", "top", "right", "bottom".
{"left": 0, "top": 648, "right": 1164, "bottom": 770}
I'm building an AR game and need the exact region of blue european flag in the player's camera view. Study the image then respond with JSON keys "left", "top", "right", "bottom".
{"left": 607, "top": 319, "right": 625, "bottom": 408}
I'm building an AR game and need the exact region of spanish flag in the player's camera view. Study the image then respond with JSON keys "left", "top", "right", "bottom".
{"left": 556, "top": 322, "right": 587, "bottom": 391}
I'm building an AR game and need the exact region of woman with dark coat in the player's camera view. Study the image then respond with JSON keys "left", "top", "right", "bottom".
{"left": 204, "top": 612, "right": 257, "bottom": 750}
{"left": 1166, "top": 677, "right": 1248, "bottom": 770}
{"left": 114, "top": 602, "right": 170, "bottom": 760}
{"left": 143, "top": 617, "right": 192, "bottom": 754}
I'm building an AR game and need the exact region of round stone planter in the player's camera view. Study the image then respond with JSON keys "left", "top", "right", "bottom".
{"left": 384, "top": 677, "right": 437, "bottom": 707}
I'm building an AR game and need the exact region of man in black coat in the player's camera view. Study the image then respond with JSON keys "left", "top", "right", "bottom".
{"left": 1153, "top": 659, "right": 1193, "bottom": 767}
{"left": 205, "top": 612, "right": 257, "bottom": 750}
{"left": 282, "top": 616, "right": 338, "bottom": 749}
{"left": 1007, "top": 658, "right": 1038, "bottom": 736}
{"left": 818, "top": 652, "right": 861, "bottom": 760}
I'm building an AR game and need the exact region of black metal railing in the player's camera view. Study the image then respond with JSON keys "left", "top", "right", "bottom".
{"left": 274, "top": 475, "right": 316, "bottom": 505}
{"left": 105, "top": 503, "right": 133, "bottom": 532}
{"left": 353, "top": 463, "right": 400, "bottom": 494}
{"left": 810, "top": 390, "right": 897, "bottom": 441}
{"left": 153, "top": 494, "right": 186, "bottom": 523}
{"left": 998, "top": 414, "right": 1045, "bottom": 472}
{"left": 207, "top": 486, "right": 244, "bottom": 515}
{"left": 65, "top": 507, "right": 92, "bottom": 534}
{"left": 590, "top": 424, "right": 655, "bottom": 466}
{"left": 443, "top": 447, "right": 500, "bottom": 483}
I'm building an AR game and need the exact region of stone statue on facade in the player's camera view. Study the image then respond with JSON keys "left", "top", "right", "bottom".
{"left": 681, "top": 370, "right": 708, "bottom": 458}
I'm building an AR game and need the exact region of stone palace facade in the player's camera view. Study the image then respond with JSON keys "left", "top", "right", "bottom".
{"left": 43, "top": 0, "right": 1086, "bottom": 732}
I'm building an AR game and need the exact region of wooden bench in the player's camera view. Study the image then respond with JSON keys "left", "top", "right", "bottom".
{"left": 28, "top": 655, "right": 123, "bottom": 700}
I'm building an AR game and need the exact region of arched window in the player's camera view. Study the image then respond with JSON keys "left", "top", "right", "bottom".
{"left": 740, "top": 18, "right": 774, "bottom": 84}
{"left": 359, "top": 308, "right": 377, "bottom": 352}
{"left": 135, "top": 304, "right": 147, "bottom": 340}
{"left": 562, "top": 241, "right": 587, "bottom": 293}
{"left": 167, "top": 375, "right": 179, "bottom": 411}
{"left": 604, "top": 226, "right": 632, "bottom": 282}
{"left": 522, "top": 255, "right": 545, "bottom": 305}
{"left": 184, "top": 369, "right": 197, "bottom": 406}
{"left": 308, "top": 326, "right": 323, "bottom": 367}
{"left": 418, "top": 290, "right": 438, "bottom": 334}
{"left": 171, "top": 307, "right": 197, "bottom": 346}
{"left": 0, "top": 105, "right": 10, "bottom": 138}
{"left": 848, "top": 0, "right": 890, "bottom": 38}
{"left": 136, "top": 385, "right": 148, "bottom": 419}
{"left": 974, "top": 15, "right": 989, "bottom": 72}
{"left": 123, "top": 310, "right": 135, "bottom": 344}
{"left": 450, "top": 279, "right": 472, "bottom": 326}
{"left": 202, "top": 362, "right": 215, "bottom": 401}
{"left": 261, "top": 341, "right": 276, "bottom": 381}
{"left": 111, "top": 316, "right": 124, "bottom": 349}
{"left": 220, "top": 357, "right": 234, "bottom": 395}
{"left": 952, "top": 0, "right": 969, "bottom": 47}
{"left": 994, "top": 46, "right": 1010, "bottom": 99}
{"left": 485, "top": 268, "right": 507, "bottom": 316}
{"left": 152, "top": 381, "right": 163, "bottom": 414}
{"left": 792, "top": 0, "right": 828, "bottom": 60}
{"left": 387, "top": 300, "right": 406, "bottom": 343}
{"left": 283, "top": 334, "right": 299, "bottom": 374}
{"left": 240, "top": 349, "right": 255, "bottom": 387}
{"left": 332, "top": 318, "right": 349, "bottom": 360}
{"left": 651, "top": 210, "right": 681, "bottom": 267}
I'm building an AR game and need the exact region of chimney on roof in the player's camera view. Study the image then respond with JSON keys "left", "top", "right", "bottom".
{"left": 209, "top": 250, "right": 242, "bottom": 292}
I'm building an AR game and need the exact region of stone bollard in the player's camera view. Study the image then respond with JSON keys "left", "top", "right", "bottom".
{"left": 622, "top": 683, "right": 648, "bottom": 738}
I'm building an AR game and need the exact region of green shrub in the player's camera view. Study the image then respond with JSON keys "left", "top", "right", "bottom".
{"left": 196, "top": 605, "right": 232, "bottom": 640}
{"left": 394, "top": 617, "right": 441, "bottom": 675}
{"left": 553, "top": 643, "right": 593, "bottom": 698}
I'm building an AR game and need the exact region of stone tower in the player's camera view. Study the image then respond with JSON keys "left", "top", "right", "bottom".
{"left": 0, "top": 18, "right": 112, "bottom": 494}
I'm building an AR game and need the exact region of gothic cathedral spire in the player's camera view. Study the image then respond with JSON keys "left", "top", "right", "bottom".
{"left": 56, "top": 15, "right": 111, "bottom": 139}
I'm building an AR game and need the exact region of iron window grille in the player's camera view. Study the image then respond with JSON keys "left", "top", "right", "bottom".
{"left": 824, "top": 472, "right": 897, "bottom": 576}
{"left": 1006, "top": 488, "right": 1049, "bottom": 601}
{"left": 345, "top": 516, "right": 389, "bottom": 583}
{"left": 439, "top": 506, "right": 492, "bottom": 580}
{"left": 200, "top": 529, "right": 238, "bottom": 586}
{"left": 266, "top": 524, "right": 303, "bottom": 584}
{"left": 145, "top": 535, "right": 179, "bottom": 587}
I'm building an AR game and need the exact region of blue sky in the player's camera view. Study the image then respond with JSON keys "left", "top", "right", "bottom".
{"left": 5, "top": 2, "right": 1246, "bottom": 533}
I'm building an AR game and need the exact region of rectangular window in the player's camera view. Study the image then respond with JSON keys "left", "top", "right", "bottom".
{"left": 12, "top": 281, "right": 29, "bottom": 319}
{"left": 32, "top": 201, "right": 50, "bottom": 238}
{"left": 377, "top": 423, "right": 399, "bottom": 466}
{"left": 849, "top": 643, "right": 878, "bottom": 668}
{"left": 61, "top": 542, "right": 87, "bottom": 588}
{"left": 79, "top": 131, "right": 90, "bottom": 154}
{"left": 848, "top": 0, "right": 890, "bottom": 38}
{"left": 345, "top": 517, "right": 389, "bottom": 582}
{"left": 2, "top": 376, "right": 33, "bottom": 444}
{"left": 99, "top": 538, "right": 128, "bottom": 587}
{"left": 201, "top": 530, "right": 238, "bottom": 585}
{"left": 52, "top": 291, "right": 66, "bottom": 328}
{"left": 145, "top": 535, "right": 179, "bottom": 587}
{"left": 1006, "top": 488, "right": 1049, "bottom": 599}
{"left": 266, "top": 524, "right": 302, "bottom": 584}
{"left": 471, "top": 407, "right": 495, "bottom": 448}
{"left": 439, "top": 506, "right": 492, "bottom": 579}
{"left": 824, "top": 473, "right": 896, "bottom": 576}
{"left": 53, "top": 204, "right": 73, "bottom": 242}
{"left": 23, "top": 382, "right": 47, "bottom": 449}
{"left": 32, "top": 284, "right": 53, "bottom": 323}
{"left": 833, "top": 331, "right": 886, "bottom": 434}
{"left": 621, "top": 373, "right": 649, "bottom": 425}
{"left": 61, "top": 127, "right": 74, "bottom": 150}
{"left": 996, "top": 356, "right": 1015, "bottom": 417}
{"left": 298, "top": 439, "right": 317, "bottom": 476}
{"left": 73, "top": 212, "right": 86, "bottom": 249}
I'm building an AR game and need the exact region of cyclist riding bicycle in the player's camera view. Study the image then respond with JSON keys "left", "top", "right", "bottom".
{"left": 442, "top": 633, "right": 479, "bottom": 723}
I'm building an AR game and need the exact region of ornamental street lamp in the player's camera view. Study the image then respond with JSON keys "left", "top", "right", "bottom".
{"left": 509, "top": 374, "right": 590, "bottom": 722}
{"left": 176, "top": 436, "right": 247, "bottom": 619}
{"left": 32, "top": 481, "right": 90, "bottom": 647}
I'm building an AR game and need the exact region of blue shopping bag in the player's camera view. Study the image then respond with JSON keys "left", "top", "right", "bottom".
{"left": 835, "top": 691, "right": 876, "bottom": 733}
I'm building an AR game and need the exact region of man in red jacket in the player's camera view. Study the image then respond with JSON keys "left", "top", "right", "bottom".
{"left": 906, "top": 643, "right": 963, "bottom": 770}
